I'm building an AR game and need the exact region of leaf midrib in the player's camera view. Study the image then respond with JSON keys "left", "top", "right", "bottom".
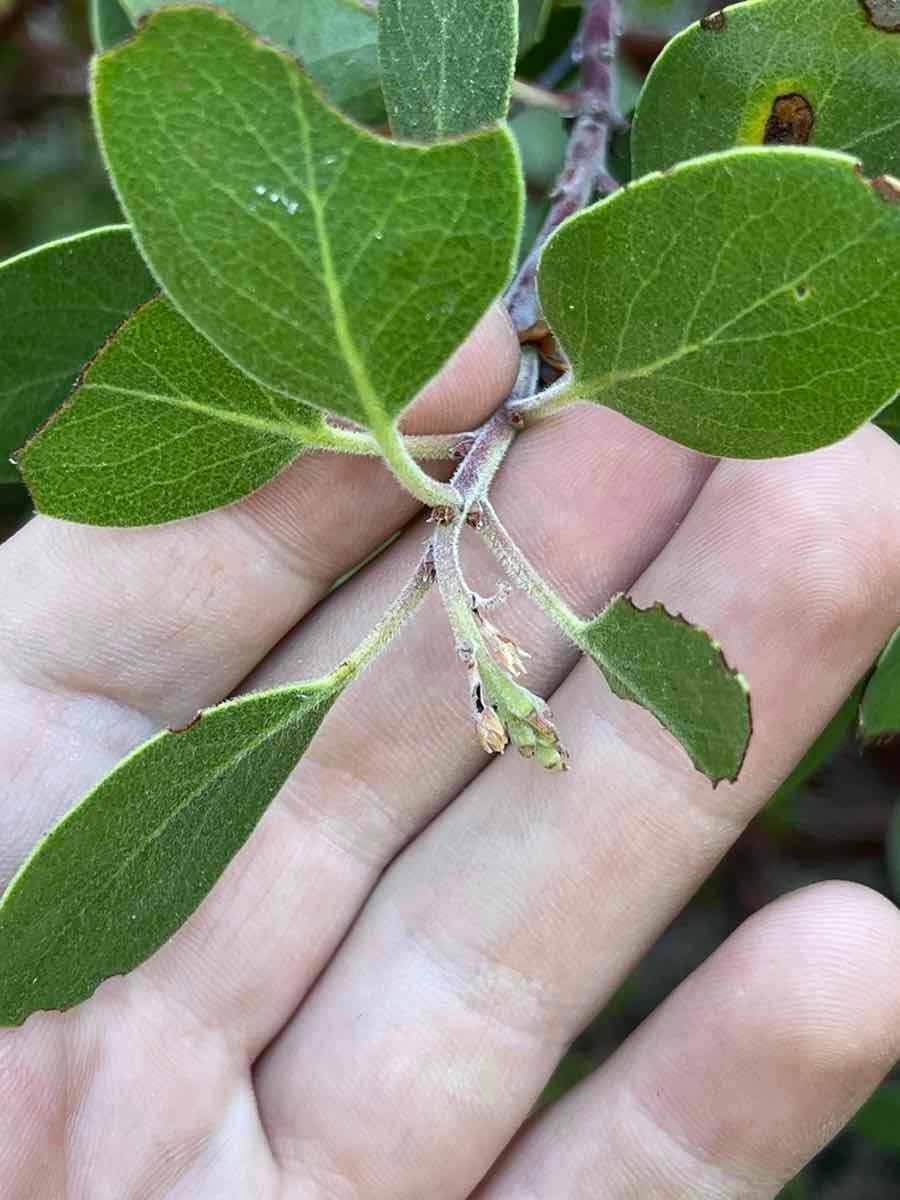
{"left": 287, "top": 64, "right": 385, "bottom": 432}
{"left": 81, "top": 382, "right": 314, "bottom": 445}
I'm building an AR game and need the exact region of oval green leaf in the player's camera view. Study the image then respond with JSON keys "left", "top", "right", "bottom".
{"left": 18, "top": 297, "right": 328, "bottom": 527}
{"left": 632, "top": 0, "right": 900, "bottom": 180}
{"left": 0, "top": 680, "right": 342, "bottom": 1026}
{"left": 93, "top": 6, "right": 523, "bottom": 434}
{"left": 122, "top": 0, "right": 386, "bottom": 123}
{"left": 581, "top": 596, "right": 752, "bottom": 785}
{"left": 541, "top": 147, "right": 900, "bottom": 458}
{"left": 379, "top": 0, "right": 518, "bottom": 139}
{"left": 860, "top": 624, "right": 900, "bottom": 742}
{"left": 0, "top": 227, "right": 155, "bottom": 485}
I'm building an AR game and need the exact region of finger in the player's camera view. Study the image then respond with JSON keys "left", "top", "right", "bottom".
{"left": 256, "top": 426, "right": 900, "bottom": 1200}
{"left": 135, "top": 405, "right": 710, "bottom": 1050}
{"left": 477, "top": 882, "right": 900, "bottom": 1199}
{"left": 0, "top": 307, "right": 518, "bottom": 869}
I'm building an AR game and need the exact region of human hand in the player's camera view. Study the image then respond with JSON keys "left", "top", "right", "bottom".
{"left": 2, "top": 309, "right": 900, "bottom": 1199}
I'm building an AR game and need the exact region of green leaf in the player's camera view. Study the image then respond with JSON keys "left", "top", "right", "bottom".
{"left": 0, "top": 227, "right": 155, "bottom": 486}
{"left": 94, "top": 6, "right": 523, "bottom": 435}
{"left": 541, "top": 147, "right": 900, "bottom": 458}
{"left": 878, "top": 397, "right": 900, "bottom": 441}
{"left": 851, "top": 1082, "right": 900, "bottom": 1152}
{"left": 519, "top": 0, "right": 554, "bottom": 54}
{"left": 90, "top": 0, "right": 133, "bottom": 52}
{"left": 379, "top": 0, "right": 518, "bottom": 139}
{"left": 860, "top": 625, "right": 900, "bottom": 742}
{"left": 0, "top": 680, "right": 342, "bottom": 1026}
{"left": 18, "top": 297, "right": 327, "bottom": 527}
{"left": 631, "top": 0, "right": 900, "bottom": 180}
{"left": 122, "top": 0, "right": 385, "bottom": 123}
{"left": 581, "top": 596, "right": 751, "bottom": 785}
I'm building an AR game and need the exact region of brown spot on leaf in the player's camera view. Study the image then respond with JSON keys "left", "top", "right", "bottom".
{"left": 871, "top": 173, "right": 900, "bottom": 203}
{"left": 700, "top": 10, "right": 727, "bottom": 31}
{"left": 861, "top": 0, "right": 900, "bottom": 31}
{"left": 170, "top": 711, "right": 203, "bottom": 734}
{"left": 763, "top": 93, "right": 816, "bottom": 145}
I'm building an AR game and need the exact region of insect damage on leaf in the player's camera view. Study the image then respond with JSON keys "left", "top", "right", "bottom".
{"left": 862, "top": 0, "right": 900, "bottom": 32}
{"left": 632, "top": 0, "right": 900, "bottom": 181}
{"left": 763, "top": 93, "right": 815, "bottom": 146}
{"left": 579, "top": 597, "right": 752, "bottom": 787}
{"left": 700, "top": 10, "right": 727, "bottom": 31}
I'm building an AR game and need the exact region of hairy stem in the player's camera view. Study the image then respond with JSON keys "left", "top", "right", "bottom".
{"left": 431, "top": 351, "right": 540, "bottom": 646}
{"left": 477, "top": 499, "right": 586, "bottom": 646}
{"left": 330, "top": 554, "right": 436, "bottom": 686}
{"left": 319, "top": 423, "right": 473, "bottom": 461}
{"left": 372, "top": 417, "right": 462, "bottom": 509}
{"left": 505, "top": 0, "right": 623, "bottom": 339}
{"left": 507, "top": 371, "right": 578, "bottom": 423}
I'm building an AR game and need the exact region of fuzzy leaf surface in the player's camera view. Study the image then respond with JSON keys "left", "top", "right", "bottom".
{"left": 582, "top": 596, "right": 751, "bottom": 784}
{"left": 379, "top": 0, "right": 518, "bottom": 139}
{"left": 123, "top": 0, "right": 385, "bottom": 122}
{"left": 541, "top": 147, "right": 900, "bottom": 458}
{"left": 0, "top": 227, "right": 155, "bottom": 485}
{"left": 632, "top": 0, "right": 900, "bottom": 179}
{"left": 860, "top": 625, "right": 900, "bottom": 742}
{"left": 19, "top": 297, "right": 326, "bottom": 527}
{"left": 94, "top": 7, "right": 522, "bottom": 432}
{"left": 0, "top": 681, "right": 342, "bottom": 1026}
{"left": 90, "top": 0, "right": 132, "bottom": 51}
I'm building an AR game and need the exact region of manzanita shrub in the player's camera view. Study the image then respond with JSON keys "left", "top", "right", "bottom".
{"left": 1, "top": 0, "right": 900, "bottom": 1026}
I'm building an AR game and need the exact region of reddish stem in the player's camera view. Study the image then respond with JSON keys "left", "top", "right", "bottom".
{"left": 505, "top": 0, "right": 622, "bottom": 340}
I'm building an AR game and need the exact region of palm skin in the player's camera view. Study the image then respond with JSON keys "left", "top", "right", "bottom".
{"left": 1, "top": 307, "right": 900, "bottom": 1199}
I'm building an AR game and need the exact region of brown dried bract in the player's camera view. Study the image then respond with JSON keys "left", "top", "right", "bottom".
{"left": 871, "top": 173, "right": 900, "bottom": 204}
{"left": 700, "top": 10, "right": 727, "bottom": 32}
{"left": 763, "top": 93, "right": 815, "bottom": 146}
{"left": 861, "top": 0, "right": 900, "bottom": 32}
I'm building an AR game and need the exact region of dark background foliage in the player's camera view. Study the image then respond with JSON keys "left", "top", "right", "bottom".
{"left": 1, "top": 2, "right": 898, "bottom": 1193}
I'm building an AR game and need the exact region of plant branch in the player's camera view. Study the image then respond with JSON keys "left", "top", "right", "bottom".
{"left": 505, "top": 0, "right": 623, "bottom": 340}
{"left": 330, "top": 553, "right": 435, "bottom": 686}
{"left": 371, "top": 416, "right": 462, "bottom": 510}
{"left": 430, "top": 350, "right": 540, "bottom": 635}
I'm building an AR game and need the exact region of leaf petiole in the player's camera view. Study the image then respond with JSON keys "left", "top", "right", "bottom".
{"left": 507, "top": 372, "right": 579, "bottom": 425}
{"left": 370, "top": 415, "right": 463, "bottom": 510}
{"left": 316, "top": 423, "right": 473, "bottom": 462}
{"left": 329, "top": 556, "right": 436, "bottom": 687}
